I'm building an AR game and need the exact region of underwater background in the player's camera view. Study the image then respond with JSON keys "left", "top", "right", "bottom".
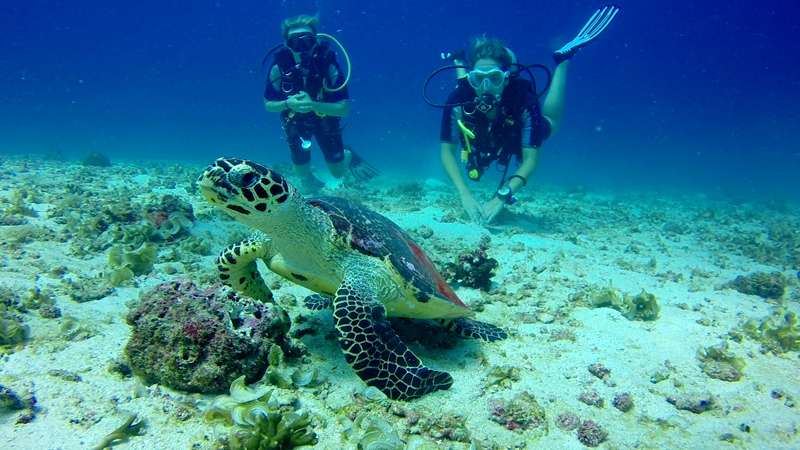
{"left": 3, "top": 2, "right": 800, "bottom": 449}
{"left": 2, "top": 0, "right": 798, "bottom": 199}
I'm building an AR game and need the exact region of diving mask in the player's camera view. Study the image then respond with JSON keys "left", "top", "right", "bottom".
{"left": 467, "top": 68, "right": 508, "bottom": 94}
{"left": 286, "top": 32, "right": 317, "bottom": 53}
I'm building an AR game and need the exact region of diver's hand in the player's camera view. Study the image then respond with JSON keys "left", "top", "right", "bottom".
{"left": 287, "top": 92, "right": 313, "bottom": 113}
{"left": 459, "top": 191, "right": 482, "bottom": 223}
{"left": 481, "top": 197, "right": 505, "bottom": 225}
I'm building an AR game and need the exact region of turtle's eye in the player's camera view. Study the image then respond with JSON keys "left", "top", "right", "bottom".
{"left": 228, "top": 164, "right": 260, "bottom": 189}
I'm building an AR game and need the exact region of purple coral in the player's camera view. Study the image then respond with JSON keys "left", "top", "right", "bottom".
{"left": 124, "top": 280, "right": 291, "bottom": 393}
{"left": 555, "top": 412, "right": 581, "bottom": 431}
{"left": 578, "top": 390, "right": 605, "bottom": 408}
{"left": 612, "top": 392, "right": 634, "bottom": 412}
{"left": 588, "top": 362, "right": 611, "bottom": 380}
{"left": 577, "top": 420, "right": 608, "bottom": 447}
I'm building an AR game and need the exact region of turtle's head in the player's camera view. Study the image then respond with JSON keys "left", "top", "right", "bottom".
{"left": 198, "top": 158, "right": 299, "bottom": 227}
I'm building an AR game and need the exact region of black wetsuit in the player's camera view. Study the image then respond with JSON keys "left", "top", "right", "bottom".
{"left": 264, "top": 42, "right": 349, "bottom": 165}
{"left": 440, "top": 78, "right": 551, "bottom": 177}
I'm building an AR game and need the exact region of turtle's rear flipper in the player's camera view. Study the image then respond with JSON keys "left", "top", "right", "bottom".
{"left": 439, "top": 318, "right": 508, "bottom": 342}
{"left": 333, "top": 275, "right": 453, "bottom": 400}
{"left": 216, "top": 237, "right": 273, "bottom": 302}
{"left": 346, "top": 147, "right": 379, "bottom": 182}
{"left": 304, "top": 294, "right": 332, "bottom": 310}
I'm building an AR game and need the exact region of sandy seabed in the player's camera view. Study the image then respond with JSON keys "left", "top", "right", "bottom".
{"left": 0, "top": 157, "right": 798, "bottom": 450}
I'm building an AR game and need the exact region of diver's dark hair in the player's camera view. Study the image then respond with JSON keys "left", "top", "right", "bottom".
{"left": 281, "top": 14, "right": 320, "bottom": 39}
{"left": 467, "top": 36, "right": 512, "bottom": 68}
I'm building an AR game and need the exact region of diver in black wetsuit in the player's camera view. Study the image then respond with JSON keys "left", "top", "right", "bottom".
{"left": 263, "top": 15, "right": 376, "bottom": 191}
{"left": 436, "top": 6, "right": 619, "bottom": 224}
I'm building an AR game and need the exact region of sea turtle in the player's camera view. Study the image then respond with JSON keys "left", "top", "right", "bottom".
{"left": 198, "top": 158, "right": 507, "bottom": 400}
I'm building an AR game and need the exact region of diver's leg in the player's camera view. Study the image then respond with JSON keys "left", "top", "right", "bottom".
{"left": 541, "top": 61, "right": 569, "bottom": 135}
{"left": 316, "top": 117, "right": 348, "bottom": 178}
{"left": 284, "top": 117, "right": 324, "bottom": 191}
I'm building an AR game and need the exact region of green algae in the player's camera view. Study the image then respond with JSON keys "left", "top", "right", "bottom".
{"left": 204, "top": 376, "right": 317, "bottom": 449}
{"left": 108, "top": 242, "right": 158, "bottom": 276}
{"left": 484, "top": 365, "right": 521, "bottom": 390}
{"left": 737, "top": 309, "right": 800, "bottom": 354}
{"left": 580, "top": 286, "right": 660, "bottom": 321}
{"left": 91, "top": 414, "right": 145, "bottom": 450}
{"left": 259, "top": 345, "right": 322, "bottom": 390}
{"left": 0, "top": 313, "right": 28, "bottom": 353}
{"left": 697, "top": 342, "right": 745, "bottom": 382}
{"left": 622, "top": 290, "right": 660, "bottom": 321}
{"left": 351, "top": 414, "right": 404, "bottom": 450}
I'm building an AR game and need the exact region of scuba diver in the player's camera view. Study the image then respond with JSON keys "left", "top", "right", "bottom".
{"left": 262, "top": 15, "right": 377, "bottom": 192}
{"left": 427, "top": 5, "right": 620, "bottom": 224}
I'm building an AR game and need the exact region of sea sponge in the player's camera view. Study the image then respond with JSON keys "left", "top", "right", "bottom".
{"left": 443, "top": 235, "right": 498, "bottom": 291}
{"left": 726, "top": 272, "right": 787, "bottom": 300}
{"left": 488, "top": 391, "right": 547, "bottom": 435}
{"left": 125, "top": 280, "right": 291, "bottom": 393}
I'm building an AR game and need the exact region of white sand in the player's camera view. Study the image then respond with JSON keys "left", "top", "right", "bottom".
{"left": 1, "top": 159, "right": 798, "bottom": 449}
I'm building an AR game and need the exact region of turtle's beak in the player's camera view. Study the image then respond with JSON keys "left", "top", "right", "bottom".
{"left": 197, "top": 166, "right": 230, "bottom": 204}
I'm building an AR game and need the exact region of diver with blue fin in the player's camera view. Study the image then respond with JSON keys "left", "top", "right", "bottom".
{"left": 425, "top": 5, "right": 620, "bottom": 224}
{"left": 262, "top": 15, "right": 378, "bottom": 192}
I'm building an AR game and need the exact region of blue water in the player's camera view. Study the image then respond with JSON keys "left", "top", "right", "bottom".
{"left": 2, "top": 1, "right": 798, "bottom": 199}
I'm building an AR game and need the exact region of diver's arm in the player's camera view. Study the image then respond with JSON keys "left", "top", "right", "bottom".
{"left": 310, "top": 99, "right": 349, "bottom": 117}
{"left": 541, "top": 61, "right": 568, "bottom": 135}
{"left": 263, "top": 65, "right": 288, "bottom": 113}
{"left": 264, "top": 99, "right": 290, "bottom": 113}
{"left": 441, "top": 142, "right": 482, "bottom": 222}
{"left": 440, "top": 142, "right": 470, "bottom": 195}
{"left": 509, "top": 146, "right": 538, "bottom": 193}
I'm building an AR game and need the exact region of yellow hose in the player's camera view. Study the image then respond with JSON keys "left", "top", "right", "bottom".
{"left": 456, "top": 119, "right": 475, "bottom": 163}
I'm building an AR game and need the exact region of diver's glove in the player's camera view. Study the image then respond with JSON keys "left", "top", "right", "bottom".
{"left": 554, "top": 4, "right": 620, "bottom": 64}
{"left": 346, "top": 147, "right": 380, "bottom": 181}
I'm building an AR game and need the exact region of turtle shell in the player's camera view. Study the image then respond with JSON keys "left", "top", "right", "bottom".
{"left": 307, "top": 197, "right": 467, "bottom": 310}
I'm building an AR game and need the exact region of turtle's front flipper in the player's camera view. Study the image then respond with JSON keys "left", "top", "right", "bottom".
{"left": 304, "top": 294, "right": 332, "bottom": 310}
{"left": 438, "top": 318, "right": 508, "bottom": 342}
{"left": 333, "top": 274, "right": 453, "bottom": 400}
{"left": 216, "top": 236, "right": 273, "bottom": 302}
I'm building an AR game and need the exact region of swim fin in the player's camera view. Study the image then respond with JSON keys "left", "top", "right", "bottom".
{"left": 346, "top": 147, "right": 379, "bottom": 181}
{"left": 554, "top": 4, "right": 620, "bottom": 64}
